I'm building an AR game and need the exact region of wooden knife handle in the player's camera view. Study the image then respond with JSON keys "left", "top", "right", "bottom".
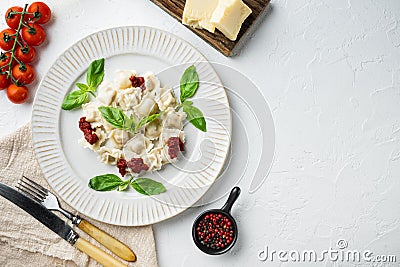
{"left": 75, "top": 237, "right": 127, "bottom": 267}
{"left": 78, "top": 219, "right": 136, "bottom": 262}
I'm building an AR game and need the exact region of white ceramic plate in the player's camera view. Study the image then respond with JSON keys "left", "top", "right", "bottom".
{"left": 31, "top": 26, "right": 231, "bottom": 226}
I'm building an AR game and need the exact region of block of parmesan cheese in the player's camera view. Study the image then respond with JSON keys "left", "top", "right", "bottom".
{"left": 182, "top": 0, "right": 219, "bottom": 33}
{"left": 210, "top": 0, "right": 252, "bottom": 41}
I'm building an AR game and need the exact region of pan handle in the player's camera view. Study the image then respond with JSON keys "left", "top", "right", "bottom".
{"left": 221, "top": 187, "right": 241, "bottom": 214}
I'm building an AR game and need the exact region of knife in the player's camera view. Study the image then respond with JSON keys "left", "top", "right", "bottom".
{"left": 0, "top": 182, "right": 127, "bottom": 267}
{"left": 17, "top": 175, "right": 136, "bottom": 262}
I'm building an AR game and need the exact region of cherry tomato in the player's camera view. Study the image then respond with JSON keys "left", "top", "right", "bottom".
{"left": 0, "top": 52, "right": 13, "bottom": 72}
{"left": 7, "top": 84, "right": 28, "bottom": 104}
{"left": 0, "top": 73, "right": 11, "bottom": 90}
{"left": 21, "top": 23, "right": 46, "bottom": 46}
{"left": 15, "top": 45, "right": 36, "bottom": 63}
{"left": 5, "top": 6, "right": 23, "bottom": 29}
{"left": 27, "top": 2, "right": 51, "bottom": 24}
{"left": 12, "top": 63, "right": 35, "bottom": 85}
{"left": 0, "top": 28, "right": 17, "bottom": 50}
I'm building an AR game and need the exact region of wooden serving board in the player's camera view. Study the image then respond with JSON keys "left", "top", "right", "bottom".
{"left": 150, "top": 0, "right": 270, "bottom": 57}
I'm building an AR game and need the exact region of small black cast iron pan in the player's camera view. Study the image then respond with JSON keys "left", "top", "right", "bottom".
{"left": 192, "top": 187, "right": 241, "bottom": 255}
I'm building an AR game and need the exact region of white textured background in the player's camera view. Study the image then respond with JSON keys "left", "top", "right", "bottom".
{"left": 1, "top": 0, "right": 400, "bottom": 266}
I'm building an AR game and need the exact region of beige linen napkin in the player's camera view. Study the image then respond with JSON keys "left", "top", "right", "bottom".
{"left": 0, "top": 123, "right": 158, "bottom": 267}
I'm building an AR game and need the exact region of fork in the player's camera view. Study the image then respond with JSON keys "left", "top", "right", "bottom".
{"left": 17, "top": 176, "right": 136, "bottom": 262}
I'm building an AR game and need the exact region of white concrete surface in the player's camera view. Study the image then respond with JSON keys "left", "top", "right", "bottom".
{"left": 0, "top": 0, "right": 399, "bottom": 266}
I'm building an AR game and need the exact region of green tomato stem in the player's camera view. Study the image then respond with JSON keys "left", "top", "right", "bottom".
{"left": 15, "top": 38, "right": 24, "bottom": 48}
{"left": 7, "top": 4, "right": 28, "bottom": 81}
{"left": 12, "top": 55, "right": 23, "bottom": 66}
{"left": 9, "top": 11, "right": 35, "bottom": 15}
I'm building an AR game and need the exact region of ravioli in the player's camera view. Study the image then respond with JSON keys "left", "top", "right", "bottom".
{"left": 80, "top": 70, "right": 186, "bottom": 176}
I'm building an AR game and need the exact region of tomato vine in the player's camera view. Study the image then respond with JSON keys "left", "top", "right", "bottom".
{"left": 0, "top": 4, "right": 40, "bottom": 84}
{"left": 0, "top": 2, "right": 51, "bottom": 104}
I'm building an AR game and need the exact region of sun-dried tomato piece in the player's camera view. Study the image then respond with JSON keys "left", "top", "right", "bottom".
{"left": 129, "top": 75, "right": 146, "bottom": 91}
{"left": 78, "top": 117, "right": 99, "bottom": 145}
{"left": 84, "top": 131, "right": 99, "bottom": 145}
{"left": 117, "top": 158, "right": 127, "bottom": 177}
{"left": 127, "top": 158, "right": 149, "bottom": 173}
{"left": 167, "top": 137, "right": 183, "bottom": 159}
{"left": 79, "top": 117, "right": 92, "bottom": 132}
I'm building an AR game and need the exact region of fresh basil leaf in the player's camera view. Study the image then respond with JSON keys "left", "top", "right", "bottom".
{"left": 88, "top": 174, "right": 123, "bottom": 191}
{"left": 127, "top": 114, "right": 136, "bottom": 131}
{"left": 135, "top": 113, "right": 161, "bottom": 132}
{"left": 118, "top": 180, "right": 131, "bottom": 191}
{"left": 61, "top": 90, "right": 89, "bottom": 110}
{"left": 98, "top": 106, "right": 129, "bottom": 129}
{"left": 180, "top": 65, "right": 199, "bottom": 102}
{"left": 86, "top": 58, "right": 105, "bottom": 89}
{"left": 183, "top": 103, "right": 206, "bottom": 132}
{"left": 131, "top": 178, "right": 166, "bottom": 196}
{"left": 130, "top": 180, "right": 147, "bottom": 195}
{"left": 76, "top": 83, "right": 89, "bottom": 91}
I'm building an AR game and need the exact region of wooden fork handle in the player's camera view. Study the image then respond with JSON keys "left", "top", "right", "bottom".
{"left": 78, "top": 219, "right": 136, "bottom": 262}
{"left": 74, "top": 237, "right": 127, "bottom": 267}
